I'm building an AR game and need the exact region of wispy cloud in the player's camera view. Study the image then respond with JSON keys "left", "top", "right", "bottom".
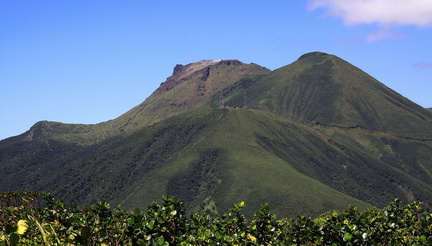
{"left": 415, "top": 61, "right": 432, "bottom": 70}
{"left": 308, "top": 0, "right": 432, "bottom": 41}
{"left": 307, "top": 0, "right": 432, "bottom": 26}
{"left": 365, "top": 26, "right": 405, "bottom": 42}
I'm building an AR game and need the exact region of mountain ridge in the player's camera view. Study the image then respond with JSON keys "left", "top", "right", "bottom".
{"left": 1, "top": 59, "right": 270, "bottom": 145}
{"left": 2, "top": 51, "right": 432, "bottom": 218}
{"left": 6, "top": 52, "right": 431, "bottom": 143}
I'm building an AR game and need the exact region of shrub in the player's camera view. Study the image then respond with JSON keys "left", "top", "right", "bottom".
{"left": 1, "top": 192, "right": 432, "bottom": 245}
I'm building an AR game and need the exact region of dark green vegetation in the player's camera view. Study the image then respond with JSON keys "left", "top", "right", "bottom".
{"left": 2, "top": 192, "right": 432, "bottom": 245}
{"left": 2, "top": 52, "right": 432, "bottom": 218}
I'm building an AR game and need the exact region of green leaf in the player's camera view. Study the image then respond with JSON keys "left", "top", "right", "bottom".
{"left": 171, "top": 196, "right": 179, "bottom": 203}
{"left": 133, "top": 208, "right": 141, "bottom": 216}
{"left": 147, "top": 219, "right": 155, "bottom": 230}
{"left": 344, "top": 232, "right": 352, "bottom": 241}
{"left": 127, "top": 217, "right": 135, "bottom": 225}
{"left": 157, "top": 236, "right": 165, "bottom": 245}
{"left": 215, "top": 232, "right": 223, "bottom": 240}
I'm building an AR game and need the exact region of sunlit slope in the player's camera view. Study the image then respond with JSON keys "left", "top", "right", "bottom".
{"left": 107, "top": 60, "right": 271, "bottom": 134}
{"left": 238, "top": 52, "right": 432, "bottom": 139}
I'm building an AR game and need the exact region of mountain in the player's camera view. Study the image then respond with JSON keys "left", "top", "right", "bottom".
{"left": 226, "top": 52, "right": 432, "bottom": 138}
{"left": 108, "top": 59, "right": 271, "bottom": 135}
{"left": 2, "top": 52, "right": 432, "bottom": 218}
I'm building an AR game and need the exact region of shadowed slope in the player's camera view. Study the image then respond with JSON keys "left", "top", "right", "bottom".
{"left": 42, "top": 108, "right": 372, "bottom": 218}
{"left": 41, "top": 108, "right": 432, "bottom": 217}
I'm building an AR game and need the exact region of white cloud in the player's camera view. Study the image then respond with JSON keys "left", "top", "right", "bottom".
{"left": 308, "top": 0, "right": 432, "bottom": 26}
{"left": 365, "top": 26, "right": 404, "bottom": 42}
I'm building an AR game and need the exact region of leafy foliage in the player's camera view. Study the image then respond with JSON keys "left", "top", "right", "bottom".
{"left": 1, "top": 192, "right": 432, "bottom": 245}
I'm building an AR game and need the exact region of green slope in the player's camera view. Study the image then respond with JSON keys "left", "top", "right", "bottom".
{"left": 235, "top": 52, "right": 432, "bottom": 139}
{"left": 2, "top": 52, "right": 432, "bottom": 218}
{"left": 41, "top": 107, "right": 432, "bottom": 217}
{"left": 39, "top": 108, "right": 371, "bottom": 218}
{"left": 0, "top": 60, "right": 270, "bottom": 192}
{"left": 0, "top": 60, "right": 270, "bottom": 147}
{"left": 107, "top": 60, "right": 271, "bottom": 135}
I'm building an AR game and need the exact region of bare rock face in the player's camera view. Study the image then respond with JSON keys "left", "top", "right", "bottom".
{"left": 157, "top": 60, "right": 244, "bottom": 93}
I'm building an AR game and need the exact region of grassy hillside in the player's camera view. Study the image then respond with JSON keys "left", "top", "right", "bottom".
{"left": 234, "top": 52, "right": 432, "bottom": 139}
{"left": 0, "top": 60, "right": 270, "bottom": 147}
{"left": 107, "top": 60, "right": 271, "bottom": 135}
{"left": 37, "top": 108, "right": 371, "bottom": 218}
{"left": 18, "top": 107, "right": 432, "bottom": 217}
{"left": 3, "top": 107, "right": 431, "bottom": 217}
{"left": 2, "top": 52, "right": 432, "bottom": 219}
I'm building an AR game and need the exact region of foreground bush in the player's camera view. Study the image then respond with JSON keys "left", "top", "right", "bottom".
{"left": 1, "top": 192, "right": 432, "bottom": 245}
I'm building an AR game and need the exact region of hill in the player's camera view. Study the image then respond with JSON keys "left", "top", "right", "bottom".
{"left": 1, "top": 52, "right": 432, "bottom": 218}
{"left": 225, "top": 52, "right": 432, "bottom": 139}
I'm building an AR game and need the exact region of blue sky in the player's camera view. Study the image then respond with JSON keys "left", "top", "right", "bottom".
{"left": 1, "top": 0, "right": 432, "bottom": 140}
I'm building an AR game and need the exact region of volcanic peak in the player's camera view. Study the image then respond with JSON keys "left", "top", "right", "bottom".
{"left": 157, "top": 59, "right": 243, "bottom": 93}
{"left": 171, "top": 59, "right": 242, "bottom": 82}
